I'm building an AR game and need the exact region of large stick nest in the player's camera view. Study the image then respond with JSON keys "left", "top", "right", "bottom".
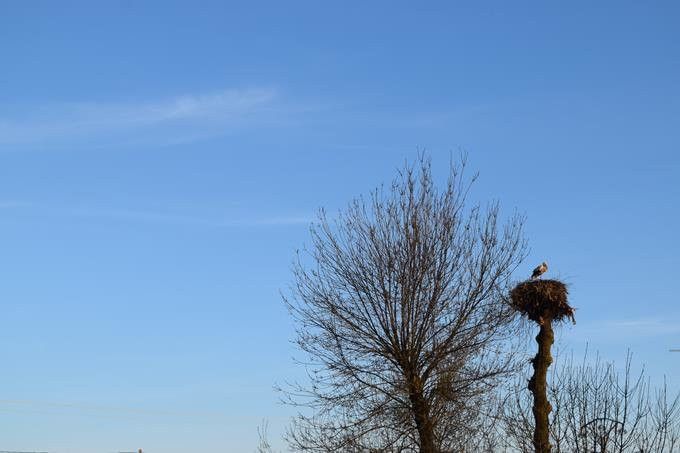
{"left": 510, "top": 279, "right": 575, "bottom": 325}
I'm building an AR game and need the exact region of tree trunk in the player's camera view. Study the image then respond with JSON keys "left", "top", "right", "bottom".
{"left": 408, "top": 379, "right": 437, "bottom": 453}
{"left": 528, "top": 319, "right": 554, "bottom": 453}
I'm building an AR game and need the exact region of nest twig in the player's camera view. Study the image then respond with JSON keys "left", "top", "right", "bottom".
{"left": 510, "top": 279, "right": 575, "bottom": 325}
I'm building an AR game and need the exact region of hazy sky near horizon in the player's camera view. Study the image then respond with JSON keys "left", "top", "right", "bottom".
{"left": 1, "top": 2, "right": 679, "bottom": 452}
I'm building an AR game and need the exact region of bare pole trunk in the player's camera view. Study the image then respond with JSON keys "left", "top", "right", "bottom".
{"left": 510, "top": 279, "right": 568, "bottom": 453}
{"left": 528, "top": 320, "right": 554, "bottom": 453}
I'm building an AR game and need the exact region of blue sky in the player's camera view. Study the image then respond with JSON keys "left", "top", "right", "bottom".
{"left": 1, "top": 1, "right": 679, "bottom": 451}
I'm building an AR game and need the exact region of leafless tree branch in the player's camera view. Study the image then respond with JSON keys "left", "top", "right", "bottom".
{"left": 282, "top": 155, "right": 527, "bottom": 452}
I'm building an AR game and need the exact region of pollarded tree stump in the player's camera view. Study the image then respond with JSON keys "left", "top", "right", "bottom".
{"left": 511, "top": 279, "right": 574, "bottom": 453}
{"left": 528, "top": 319, "right": 554, "bottom": 453}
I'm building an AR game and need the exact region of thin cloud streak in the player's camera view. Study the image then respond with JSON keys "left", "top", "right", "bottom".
{"left": 0, "top": 88, "right": 278, "bottom": 148}
{"left": 563, "top": 317, "right": 680, "bottom": 341}
{"left": 603, "top": 318, "right": 680, "bottom": 335}
{"left": 68, "top": 207, "right": 313, "bottom": 227}
{"left": 0, "top": 398, "right": 225, "bottom": 419}
{"left": 5, "top": 202, "right": 312, "bottom": 228}
{"left": 0, "top": 200, "right": 31, "bottom": 208}
{"left": 240, "top": 216, "right": 314, "bottom": 226}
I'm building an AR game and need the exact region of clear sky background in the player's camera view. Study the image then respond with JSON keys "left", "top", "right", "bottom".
{"left": 0, "top": 1, "right": 679, "bottom": 452}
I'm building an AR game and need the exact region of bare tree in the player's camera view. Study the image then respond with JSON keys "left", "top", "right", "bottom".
{"left": 282, "top": 156, "right": 527, "bottom": 452}
{"left": 501, "top": 351, "right": 680, "bottom": 452}
{"left": 256, "top": 419, "right": 274, "bottom": 453}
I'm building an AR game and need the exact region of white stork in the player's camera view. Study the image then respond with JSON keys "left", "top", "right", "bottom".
{"left": 531, "top": 262, "right": 548, "bottom": 280}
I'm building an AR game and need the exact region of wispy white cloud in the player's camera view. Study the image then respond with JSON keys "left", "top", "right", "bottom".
{"left": 65, "top": 206, "right": 312, "bottom": 227}
{"left": 0, "top": 398, "right": 225, "bottom": 419}
{"left": 242, "top": 215, "right": 314, "bottom": 226}
{"left": 0, "top": 88, "right": 279, "bottom": 148}
{"left": 562, "top": 317, "right": 680, "bottom": 342}
{"left": 5, "top": 202, "right": 311, "bottom": 228}
{"left": 0, "top": 200, "right": 31, "bottom": 208}
{"left": 601, "top": 318, "right": 680, "bottom": 335}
